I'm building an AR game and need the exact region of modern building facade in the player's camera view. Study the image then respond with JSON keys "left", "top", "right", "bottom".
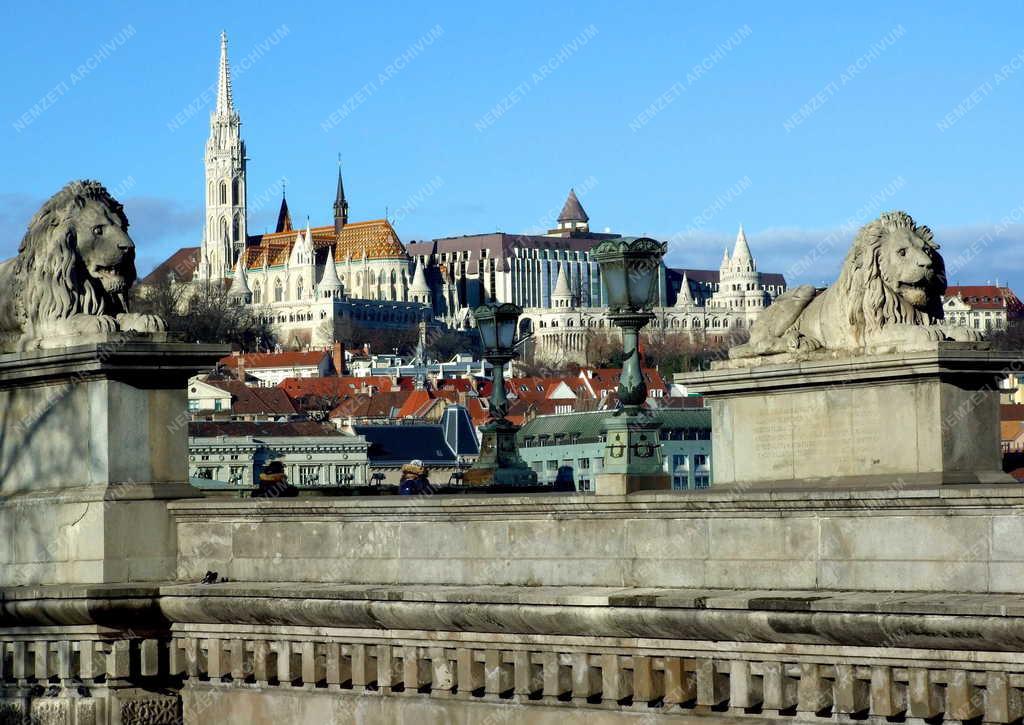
{"left": 517, "top": 409, "right": 712, "bottom": 491}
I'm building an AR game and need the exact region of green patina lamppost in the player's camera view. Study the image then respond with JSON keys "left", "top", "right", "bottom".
{"left": 593, "top": 237, "right": 671, "bottom": 494}
{"left": 465, "top": 302, "right": 538, "bottom": 487}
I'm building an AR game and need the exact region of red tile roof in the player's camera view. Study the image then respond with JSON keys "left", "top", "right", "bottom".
{"left": 279, "top": 376, "right": 397, "bottom": 401}
{"left": 220, "top": 351, "right": 329, "bottom": 370}
{"left": 202, "top": 381, "right": 297, "bottom": 416}
{"left": 946, "top": 285, "right": 1023, "bottom": 313}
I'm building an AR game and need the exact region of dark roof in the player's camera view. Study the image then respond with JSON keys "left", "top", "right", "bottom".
{"left": 353, "top": 424, "right": 458, "bottom": 465}
{"left": 440, "top": 405, "right": 480, "bottom": 456}
{"left": 189, "top": 420, "right": 344, "bottom": 438}
{"left": 518, "top": 409, "right": 710, "bottom": 445}
{"left": 203, "top": 380, "right": 297, "bottom": 416}
{"left": 406, "top": 232, "right": 619, "bottom": 270}
{"left": 141, "top": 246, "right": 200, "bottom": 286}
{"left": 557, "top": 188, "right": 589, "bottom": 223}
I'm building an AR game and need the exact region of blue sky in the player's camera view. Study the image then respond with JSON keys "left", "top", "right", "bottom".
{"left": 2, "top": 1, "right": 1023, "bottom": 289}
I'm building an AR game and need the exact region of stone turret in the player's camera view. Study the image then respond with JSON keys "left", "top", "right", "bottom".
{"left": 227, "top": 248, "right": 252, "bottom": 303}
{"left": 674, "top": 271, "right": 695, "bottom": 308}
{"left": 317, "top": 243, "right": 344, "bottom": 299}
{"left": 409, "top": 258, "right": 432, "bottom": 306}
{"left": 552, "top": 263, "right": 573, "bottom": 308}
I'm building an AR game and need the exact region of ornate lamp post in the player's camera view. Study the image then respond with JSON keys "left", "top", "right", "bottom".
{"left": 593, "top": 237, "right": 671, "bottom": 494}
{"left": 465, "top": 303, "right": 538, "bottom": 487}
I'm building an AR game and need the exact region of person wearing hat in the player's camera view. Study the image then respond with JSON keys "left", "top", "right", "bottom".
{"left": 399, "top": 459, "right": 431, "bottom": 495}
{"left": 252, "top": 460, "right": 299, "bottom": 498}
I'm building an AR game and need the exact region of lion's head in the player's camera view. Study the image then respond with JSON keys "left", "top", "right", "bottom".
{"left": 836, "top": 211, "right": 946, "bottom": 337}
{"left": 14, "top": 180, "right": 137, "bottom": 327}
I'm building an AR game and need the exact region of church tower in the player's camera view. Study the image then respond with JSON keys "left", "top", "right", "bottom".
{"left": 333, "top": 160, "right": 348, "bottom": 237}
{"left": 200, "top": 31, "right": 247, "bottom": 281}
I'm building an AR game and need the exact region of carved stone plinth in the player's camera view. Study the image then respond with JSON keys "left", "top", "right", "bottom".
{"left": 678, "top": 343, "right": 1016, "bottom": 489}
{"left": 0, "top": 338, "right": 225, "bottom": 585}
{"left": 595, "top": 411, "right": 670, "bottom": 494}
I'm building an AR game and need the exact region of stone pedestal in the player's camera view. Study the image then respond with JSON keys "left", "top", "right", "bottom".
{"left": 595, "top": 411, "right": 671, "bottom": 494}
{"left": 465, "top": 418, "right": 538, "bottom": 486}
{"left": 0, "top": 338, "right": 226, "bottom": 585}
{"left": 677, "top": 344, "right": 1016, "bottom": 489}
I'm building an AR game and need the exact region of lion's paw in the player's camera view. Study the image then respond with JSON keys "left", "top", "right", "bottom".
{"left": 117, "top": 313, "right": 166, "bottom": 333}
{"left": 65, "top": 315, "right": 120, "bottom": 335}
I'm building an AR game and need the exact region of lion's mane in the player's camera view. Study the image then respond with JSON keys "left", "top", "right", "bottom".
{"left": 13, "top": 180, "right": 131, "bottom": 332}
{"left": 833, "top": 210, "right": 946, "bottom": 344}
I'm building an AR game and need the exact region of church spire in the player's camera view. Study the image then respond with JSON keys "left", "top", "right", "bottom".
{"left": 227, "top": 246, "right": 251, "bottom": 302}
{"left": 275, "top": 186, "right": 292, "bottom": 233}
{"left": 333, "top": 156, "right": 348, "bottom": 236}
{"left": 216, "top": 31, "right": 234, "bottom": 116}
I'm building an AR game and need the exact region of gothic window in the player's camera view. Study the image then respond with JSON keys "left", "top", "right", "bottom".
{"left": 252, "top": 282, "right": 261, "bottom": 304}
{"left": 297, "top": 277, "right": 304, "bottom": 300}
{"left": 274, "top": 279, "right": 284, "bottom": 303}
{"left": 219, "top": 182, "right": 227, "bottom": 205}
{"left": 208, "top": 182, "right": 214, "bottom": 204}
{"left": 232, "top": 179, "right": 240, "bottom": 205}
{"left": 232, "top": 215, "right": 240, "bottom": 242}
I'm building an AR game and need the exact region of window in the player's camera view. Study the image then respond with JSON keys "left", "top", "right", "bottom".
{"left": 335, "top": 466, "right": 355, "bottom": 485}
{"left": 214, "top": 399, "right": 223, "bottom": 411}
{"left": 274, "top": 279, "right": 284, "bottom": 303}
{"left": 671, "top": 454, "right": 689, "bottom": 490}
{"left": 188, "top": 399, "right": 199, "bottom": 412}
{"left": 228, "top": 465, "right": 246, "bottom": 486}
{"left": 219, "top": 182, "right": 227, "bottom": 205}
{"left": 194, "top": 468, "right": 215, "bottom": 480}
{"left": 298, "top": 465, "right": 321, "bottom": 486}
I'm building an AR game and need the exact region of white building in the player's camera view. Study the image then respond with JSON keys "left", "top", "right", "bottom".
{"left": 942, "top": 285, "right": 1021, "bottom": 333}
{"left": 523, "top": 226, "right": 786, "bottom": 364}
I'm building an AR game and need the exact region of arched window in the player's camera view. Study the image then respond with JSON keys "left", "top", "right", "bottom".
{"left": 219, "top": 182, "right": 227, "bottom": 205}
{"left": 232, "top": 215, "right": 240, "bottom": 242}
{"left": 252, "top": 282, "right": 261, "bottom": 304}
{"left": 296, "top": 277, "right": 304, "bottom": 300}
{"left": 232, "top": 179, "right": 240, "bottom": 205}
{"left": 274, "top": 279, "right": 284, "bottom": 303}
{"left": 208, "top": 182, "right": 214, "bottom": 204}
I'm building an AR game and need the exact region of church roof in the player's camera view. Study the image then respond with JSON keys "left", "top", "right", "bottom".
{"left": 140, "top": 246, "right": 201, "bottom": 285}
{"left": 557, "top": 188, "right": 589, "bottom": 223}
{"left": 245, "top": 219, "right": 405, "bottom": 268}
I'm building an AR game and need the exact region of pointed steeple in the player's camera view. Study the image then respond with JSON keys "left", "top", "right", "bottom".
{"left": 732, "top": 224, "right": 752, "bottom": 261}
{"left": 552, "top": 262, "right": 573, "bottom": 307}
{"left": 227, "top": 247, "right": 251, "bottom": 302}
{"left": 674, "top": 272, "right": 695, "bottom": 307}
{"left": 216, "top": 31, "right": 234, "bottom": 116}
{"left": 720, "top": 248, "right": 730, "bottom": 269}
{"left": 317, "top": 244, "right": 344, "bottom": 298}
{"left": 333, "top": 156, "right": 348, "bottom": 236}
{"left": 275, "top": 186, "right": 292, "bottom": 233}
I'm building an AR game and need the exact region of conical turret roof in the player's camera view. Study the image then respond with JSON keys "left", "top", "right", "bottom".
{"left": 275, "top": 190, "right": 292, "bottom": 233}
{"left": 732, "top": 224, "right": 752, "bottom": 261}
{"left": 552, "top": 262, "right": 572, "bottom": 300}
{"left": 227, "top": 248, "right": 251, "bottom": 299}
{"left": 317, "top": 243, "right": 344, "bottom": 295}
{"left": 410, "top": 257, "right": 430, "bottom": 294}
{"left": 674, "top": 272, "right": 695, "bottom": 307}
{"left": 557, "top": 188, "right": 589, "bottom": 223}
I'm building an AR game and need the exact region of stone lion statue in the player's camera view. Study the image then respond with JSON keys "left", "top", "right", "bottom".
{"left": 0, "top": 180, "right": 164, "bottom": 351}
{"left": 730, "top": 211, "right": 981, "bottom": 359}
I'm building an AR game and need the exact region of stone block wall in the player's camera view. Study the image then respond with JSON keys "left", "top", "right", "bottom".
{"left": 171, "top": 486, "right": 1024, "bottom": 594}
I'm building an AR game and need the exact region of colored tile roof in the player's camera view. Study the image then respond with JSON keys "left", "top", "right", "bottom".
{"left": 245, "top": 219, "right": 404, "bottom": 268}
{"left": 1001, "top": 404, "right": 1024, "bottom": 422}
{"left": 140, "top": 246, "right": 201, "bottom": 285}
{"left": 328, "top": 391, "right": 413, "bottom": 420}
